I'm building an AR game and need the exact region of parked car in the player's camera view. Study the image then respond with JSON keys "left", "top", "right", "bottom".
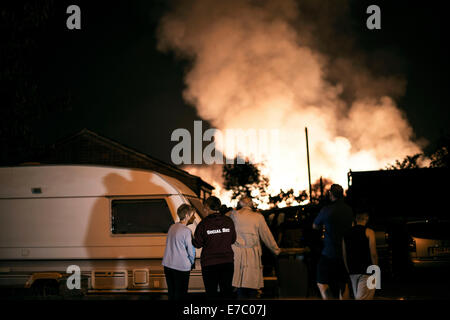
{"left": 407, "top": 219, "right": 450, "bottom": 265}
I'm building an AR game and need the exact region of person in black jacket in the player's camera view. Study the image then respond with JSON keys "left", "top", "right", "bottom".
{"left": 193, "top": 196, "right": 236, "bottom": 299}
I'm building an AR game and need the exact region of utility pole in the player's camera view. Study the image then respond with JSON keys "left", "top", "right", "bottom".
{"left": 305, "top": 127, "right": 312, "bottom": 203}
{"left": 320, "top": 176, "right": 324, "bottom": 202}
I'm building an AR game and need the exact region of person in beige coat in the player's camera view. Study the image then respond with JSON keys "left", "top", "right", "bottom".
{"left": 230, "top": 196, "right": 281, "bottom": 299}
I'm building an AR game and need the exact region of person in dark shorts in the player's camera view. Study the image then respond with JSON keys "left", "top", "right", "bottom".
{"left": 162, "top": 204, "right": 196, "bottom": 300}
{"left": 193, "top": 196, "right": 236, "bottom": 299}
{"left": 313, "top": 184, "right": 353, "bottom": 299}
{"left": 343, "top": 212, "right": 378, "bottom": 300}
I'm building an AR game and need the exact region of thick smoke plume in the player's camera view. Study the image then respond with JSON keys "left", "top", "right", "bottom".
{"left": 158, "top": 0, "right": 423, "bottom": 207}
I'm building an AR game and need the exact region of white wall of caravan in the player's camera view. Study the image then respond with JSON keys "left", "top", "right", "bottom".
{"left": 0, "top": 194, "right": 186, "bottom": 260}
{"left": 0, "top": 165, "right": 195, "bottom": 198}
{"left": 0, "top": 164, "right": 198, "bottom": 261}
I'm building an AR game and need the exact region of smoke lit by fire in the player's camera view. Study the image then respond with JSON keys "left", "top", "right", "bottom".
{"left": 158, "top": 0, "right": 425, "bottom": 208}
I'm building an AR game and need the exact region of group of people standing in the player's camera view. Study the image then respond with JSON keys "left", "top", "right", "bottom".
{"left": 162, "top": 183, "right": 378, "bottom": 301}
{"left": 162, "top": 195, "right": 280, "bottom": 300}
{"left": 313, "top": 184, "right": 378, "bottom": 300}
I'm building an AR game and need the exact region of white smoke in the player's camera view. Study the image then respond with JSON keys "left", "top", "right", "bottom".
{"left": 158, "top": 0, "right": 424, "bottom": 206}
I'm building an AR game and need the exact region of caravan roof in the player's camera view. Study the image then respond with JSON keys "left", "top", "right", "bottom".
{"left": 0, "top": 165, "right": 198, "bottom": 199}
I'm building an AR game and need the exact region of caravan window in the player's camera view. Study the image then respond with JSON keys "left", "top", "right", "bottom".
{"left": 111, "top": 199, "right": 174, "bottom": 234}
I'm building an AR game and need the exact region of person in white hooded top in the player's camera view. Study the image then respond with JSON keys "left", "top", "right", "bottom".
{"left": 230, "top": 196, "right": 281, "bottom": 299}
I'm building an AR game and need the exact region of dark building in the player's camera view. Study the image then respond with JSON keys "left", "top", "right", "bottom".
{"left": 347, "top": 168, "right": 450, "bottom": 221}
{"left": 24, "top": 128, "right": 213, "bottom": 200}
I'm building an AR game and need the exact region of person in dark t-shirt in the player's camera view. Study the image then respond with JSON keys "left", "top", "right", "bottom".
{"left": 313, "top": 184, "right": 353, "bottom": 299}
{"left": 193, "top": 196, "right": 236, "bottom": 299}
{"left": 343, "top": 212, "right": 378, "bottom": 300}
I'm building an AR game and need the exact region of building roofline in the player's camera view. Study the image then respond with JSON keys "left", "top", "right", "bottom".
{"left": 46, "top": 128, "right": 214, "bottom": 190}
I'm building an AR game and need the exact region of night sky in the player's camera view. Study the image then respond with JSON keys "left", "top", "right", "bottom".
{"left": 5, "top": 0, "right": 450, "bottom": 164}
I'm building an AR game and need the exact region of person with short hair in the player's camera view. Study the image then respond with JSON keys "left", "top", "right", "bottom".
{"left": 342, "top": 212, "right": 378, "bottom": 300}
{"left": 313, "top": 184, "right": 353, "bottom": 299}
{"left": 219, "top": 204, "right": 233, "bottom": 216}
{"left": 231, "top": 196, "right": 281, "bottom": 299}
{"left": 162, "top": 204, "right": 196, "bottom": 300}
{"left": 193, "top": 196, "right": 236, "bottom": 299}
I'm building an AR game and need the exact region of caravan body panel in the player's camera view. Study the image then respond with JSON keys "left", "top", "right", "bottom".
{"left": 0, "top": 165, "right": 204, "bottom": 293}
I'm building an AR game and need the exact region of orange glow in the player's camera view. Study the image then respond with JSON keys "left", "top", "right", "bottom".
{"left": 160, "top": 0, "right": 427, "bottom": 208}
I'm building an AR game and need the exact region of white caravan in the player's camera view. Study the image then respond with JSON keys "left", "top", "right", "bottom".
{"left": 0, "top": 165, "right": 205, "bottom": 295}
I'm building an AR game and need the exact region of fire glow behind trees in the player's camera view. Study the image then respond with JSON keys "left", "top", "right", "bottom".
{"left": 157, "top": 0, "right": 426, "bottom": 206}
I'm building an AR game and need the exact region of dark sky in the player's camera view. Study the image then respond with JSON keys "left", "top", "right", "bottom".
{"left": 10, "top": 0, "right": 450, "bottom": 164}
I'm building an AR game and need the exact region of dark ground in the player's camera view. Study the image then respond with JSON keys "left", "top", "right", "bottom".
{"left": 377, "top": 261, "right": 450, "bottom": 300}
{"left": 1, "top": 261, "right": 448, "bottom": 301}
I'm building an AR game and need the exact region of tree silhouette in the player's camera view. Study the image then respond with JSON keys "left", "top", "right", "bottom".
{"left": 310, "top": 177, "right": 334, "bottom": 203}
{"left": 385, "top": 153, "right": 423, "bottom": 170}
{"left": 429, "top": 135, "right": 450, "bottom": 168}
{"left": 385, "top": 135, "right": 450, "bottom": 170}
{"left": 222, "top": 159, "right": 270, "bottom": 201}
{"left": 430, "top": 147, "right": 449, "bottom": 168}
{"left": 268, "top": 188, "right": 308, "bottom": 207}
{"left": 222, "top": 159, "right": 314, "bottom": 208}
